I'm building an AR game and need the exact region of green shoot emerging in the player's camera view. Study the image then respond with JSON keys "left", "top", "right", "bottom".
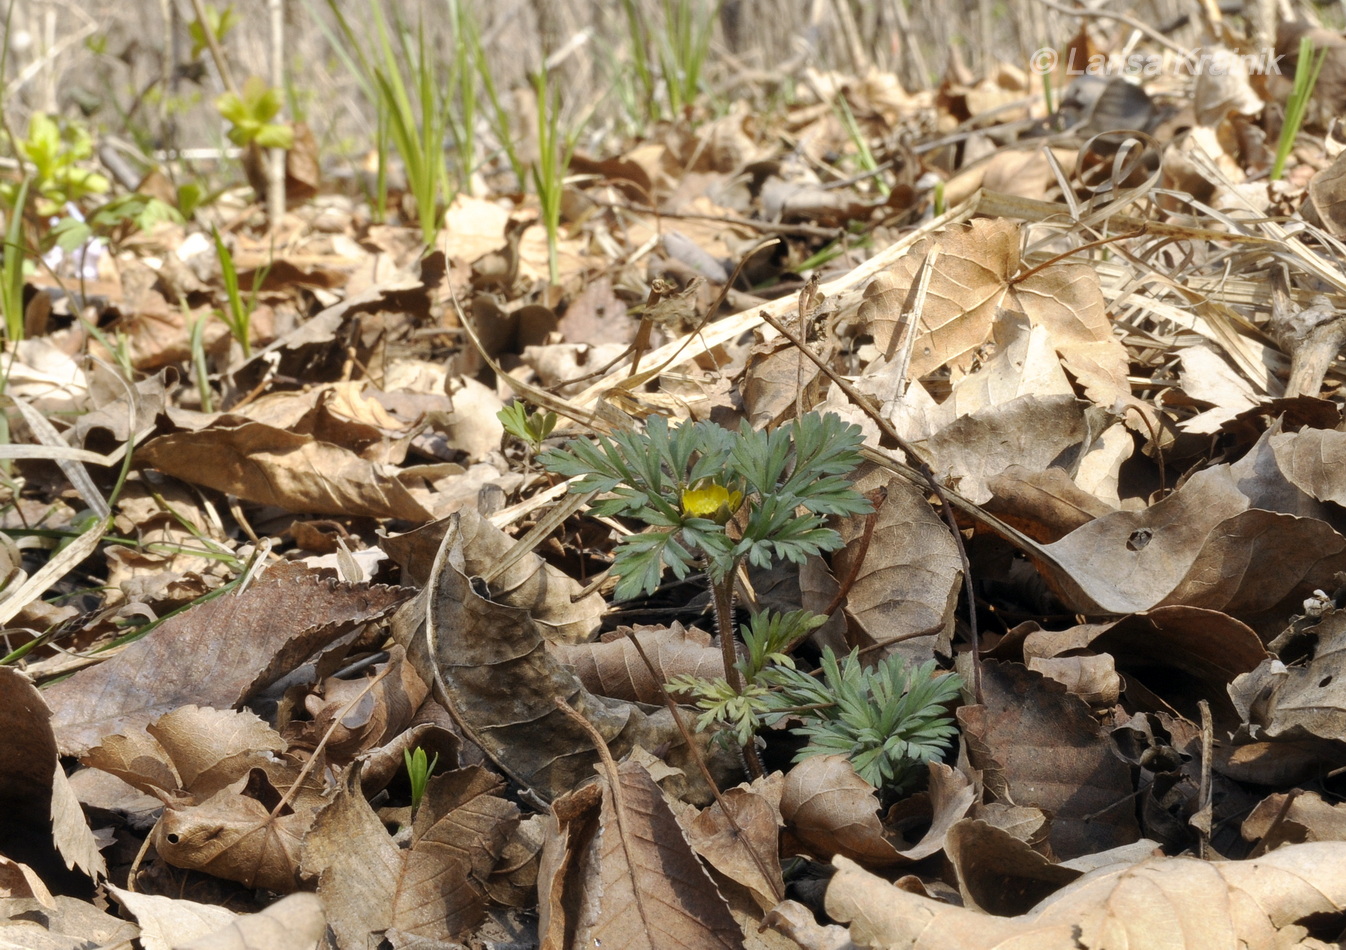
{"left": 1272, "top": 36, "right": 1328, "bottom": 181}
{"left": 763, "top": 650, "right": 962, "bottom": 792}
{"left": 404, "top": 745, "right": 439, "bottom": 812}
{"left": 498, "top": 402, "right": 557, "bottom": 453}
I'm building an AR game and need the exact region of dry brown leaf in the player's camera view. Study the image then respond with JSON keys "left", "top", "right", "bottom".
{"left": 944, "top": 818, "right": 1081, "bottom": 916}
{"left": 484, "top": 814, "right": 547, "bottom": 907}
{"left": 175, "top": 892, "right": 326, "bottom": 950}
{"left": 0, "top": 667, "right": 106, "bottom": 885}
{"left": 937, "top": 312, "right": 1075, "bottom": 424}
{"left": 353, "top": 709, "right": 462, "bottom": 798}
{"left": 137, "top": 415, "right": 432, "bottom": 521}
{"left": 855, "top": 218, "right": 1131, "bottom": 412}
{"left": 300, "top": 762, "right": 517, "bottom": 946}
{"left": 1024, "top": 655, "right": 1120, "bottom": 708}
{"left": 85, "top": 706, "right": 286, "bottom": 800}
{"left": 922, "top": 393, "right": 1094, "bottom": 505}
{"left": 831, "top": 471, "right": 960, "bottom": 661}
{"left": 1270, "top": 426, "right": 1346, "bottom": 507}
{"left": 154, "top": 767, "right": 314, "bottom": 893}
{"left": 538, "top": 752, "right": 744, "bottom": 950}
{"left": 1234, "top": 606, "right": 1346, "bottom": 744}
{"left": 827, "top": 841, "right": 1346, "bottom": 950}
{"left": 742, "top": 335, "right": 825, "bottom": 428}
{"left": 959, "top": 660, "right": 1138, "bottom": 860}
{"left": 762, "top": 900, "right": 855, "bottom": 950}
{"left": 1037, "top": 464, "right": 1346, "bottom": 618}
{"left": 0, "top": 893, "right": 139, "bottom": 949}
{"left": 107, "top": 884, "right": 236, "bottom": 950}
{"left": 1011, "top": 260, "right": 1130, "bottom": 410}
{"left": 859, "top": 218, "right": 1019, "bottom": 377}
{"left": 554, "top": 623, "right": 724, "bottom": 703}
{"left": 683, "top": 774, "right": 786, "bottom": 911}
{"left": 0, "top": 855, "right": 54, "bottom": 906}
{"left": 288, "top": 644, "right": 428, "bottom": 763}
{"left": 781, "top": 755, "right": 973, "bottom": 867}
{"left": 1243, "top": 790, "right": 1346, "bottom": 851}
{"left": 46, "top": 561, "right": 408, "bottom": 756}
{"left": 1049, "top": 606, "right": 1269, "bottom": 726}
{"left": 982, "top": 465, "right": 1115, "bottom": 543}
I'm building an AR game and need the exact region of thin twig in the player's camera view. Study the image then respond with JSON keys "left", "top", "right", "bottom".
{"left": 1032, "top": 0, "right": 1189, "bottom": 55}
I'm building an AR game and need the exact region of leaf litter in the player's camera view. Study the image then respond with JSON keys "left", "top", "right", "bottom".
{"left": 11, "top": 9, "right": 1346, "bottom": 950}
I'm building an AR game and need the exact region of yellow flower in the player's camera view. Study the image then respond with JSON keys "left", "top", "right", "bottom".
{"left": 680, "top": 481, "right": 743, "bottom": 524}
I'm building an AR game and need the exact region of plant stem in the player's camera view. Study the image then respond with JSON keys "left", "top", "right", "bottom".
{"left": 710, "top": 569, "right": 740, "bottom": 694}
{"left": 710, "top": 562, "right": 764, "bottom": 779}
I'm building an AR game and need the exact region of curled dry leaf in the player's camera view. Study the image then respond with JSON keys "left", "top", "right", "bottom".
{"left": 300, "top": 762, "right": 517, "bottom": 947}
{"left": 137, "top": 415, "right": 432, "bottom": 521}
{"left": 84, "top": 705, "right": 286, "bottom": 799}
{"left": 781, "top": 755, "right": 974, "bottom": 867}
{"left": 1270, "top": 426, "right": 1346, "bottom": 508}
{"left": 943, "top": 819, "right": 1081, "bottom": 916}
{"left": 827, "top": 841, "right": 1346, "bottom": 950}
{"left": 383, "top": 505, "right": 603, "bottom": 644}
{"left": 1037, "top": 464, "right": 1346, "bottom": 618}
{"left": 1232, "top": 606, "right": 1346, "bottom": 745}
{"left": 1025, "top": 655, "right": 1120, "bottom": 708}
{"left": 291, "top": 643, "right": 428, "bottom": 763}
{"left": 554, "top": 623, "right": 724, "bottom": 703}
{"left": 1243, "top": 789, "right": 1346, "bottom": 852}
{"left": 682, "top": 773, "right": 786, "bottom": 911}
{"left": 394, "top": 511, "right": 737, "bottom": 802}
{"left": 1032, "top": 606, "right": 1268, "bottom": 727}
{"left": 154, "top": 767, "right": 317, "bottom": 894}
{"left": 0, "top": 855, "right": 54, "bottom": 907}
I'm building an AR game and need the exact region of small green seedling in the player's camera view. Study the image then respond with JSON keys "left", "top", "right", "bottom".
{"left": 498, "top": 402, "right": 557, "bottom": 452}
{"left": 189, "top": 2, "right": 238, "bottom": 61}
{"left": 403, "top": 745, "right": 439, "bottom": 811}
{"left": 216, "top": 76, "right": 294, "bottom": 150}
{"left": 4, "top": 113, "right": 110, "bottom": 217}
{"left": 50, "top": 192, "right": 184, "bottom": 254}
